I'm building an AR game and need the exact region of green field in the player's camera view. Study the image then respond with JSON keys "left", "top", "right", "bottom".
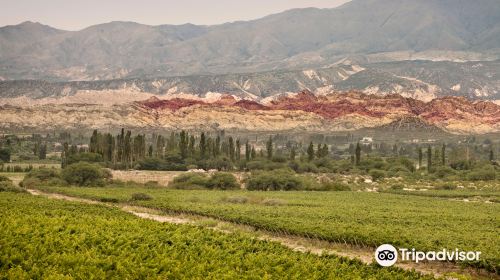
{"left": 33, "top": 185, "right": 500, "bottom": 272}
{"left": 0, "top": 192, "right": 430, "bottom": 279}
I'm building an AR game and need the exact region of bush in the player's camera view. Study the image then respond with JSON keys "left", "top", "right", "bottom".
{"left": 435, "top": 183, "right": 457, "bottom": 190}
{"left": 67, "top": 152, "right": 103, "bottom": 165}
{"left": 391, "top": 184, "right": 404, "bottom": 190}
{"left": 246, "top": 169, "right": 303, "bottom": 191}
{"left": 168, "top": 173, "right": 208, "bottom": 189}
{"left": 25, "top": 168, "right": 60, "bottom": 181}
{"left": 321, "top": 182, "right": 351, "bottom": 191}
{"left": 131, "top": 193, "right": 153, "bottom": 201}
{"left": 61, "top": 162, "right": 111, "bottom": 187}
{"left": 0, "top": 181, "right": 26, "bottom": 193}
{"left": 468, "top": 169, "right": 496, "bottom": 181}
{"left": 0, "top": 175, "right": 11, "bottom": 182}
{"left": 369, "top": 170, "right": 386, "bottom": 181}
{"left": 0, "top": 177, "right": 25, "bottom": 193}
{"left": 434, "top": 166, "right": 456, "bottom": 179}
{"left": 206, "top": 173, "right": 239, "bottom": 190}
{"left": 21, "top": 168, "right": 61, "bottom": 188}
{"left": 137, "top": 158, "right": 187, "bottom": 171}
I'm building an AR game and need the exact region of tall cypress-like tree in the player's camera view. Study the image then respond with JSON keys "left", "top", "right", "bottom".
{"left": 355, "top": 142, "right": 361, "bottom": 166}
{"left": 418, "top": 147, "right": 423, "bottom": 169}
{"left": 490, "top": 149, "right": 495, "bottom": 162}
{"left": 245, "top": 142, "right": 251, "bottom": 161}
{"left": 179, "top": 131, "right": 188, "bottom": 159}
{"left": 290, "top": 147, "right": 296, "bottom": 160}
{"left": 200, "top": 133, "right": 207, "bottom": 159}
{"left": 307, "top": 142, "right": 315, "bottom": 161}
{"left": 441, "top": 144, "right": 446, "bottom": 166}
{"left": 266, "top": 136, "right": 273, "bottom": 159}
{"left": 188, "top": 135, "right": 196, "bottom": 157}
{"left": 228, "top": 137, "right": 235, "bottom": 161}
{"left": 251, "top": 146, "right": 257, "bottom": 159}
{"left": 235, "top": 139, "right": 241, "bottom": 161}
{"left": 427, "top": 146, "right": 432, "bottom": 172}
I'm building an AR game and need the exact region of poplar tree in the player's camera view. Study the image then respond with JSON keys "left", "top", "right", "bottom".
{"left": 307, "top": 142, "right": 315, "bottom": 161}
{"left": 266, "top": 136, "right": 273, "bottom": 159}
{"left": 427, "top": 146, "right": 432, "bottom": 172}
{"left": 355, "top": 142, "right": 361, "bottom": 165}
{"left": 200, "top": 132, "right": 207, "bottom": 159}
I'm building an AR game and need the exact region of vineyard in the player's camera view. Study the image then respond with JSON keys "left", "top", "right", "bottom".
{"left": 0, "top": 192, "right": 431, "bottom": 279}
{"left": 33, "top": 186, "right": 500, "bottom": 273}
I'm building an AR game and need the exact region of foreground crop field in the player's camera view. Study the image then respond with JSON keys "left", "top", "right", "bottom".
{"left": 0, "top": 193, "right": 431, "bottom": 279}
{"left": 34, "top": 186, "right": 500, "bottom": 273}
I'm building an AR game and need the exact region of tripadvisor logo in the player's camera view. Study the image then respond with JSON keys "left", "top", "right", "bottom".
{"left": 375, "top": 244, "right": 481, "bottom": 267}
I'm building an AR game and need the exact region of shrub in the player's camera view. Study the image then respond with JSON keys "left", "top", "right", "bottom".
{"left": 434, "top": 166, "right": 456, "bottom": 179}
{"left": 25, "top": 168, "right": 60, "bottom": 181}
{"left": 131, "top": 193, "right": 153, "bottom": 201}
{"left": 369, "top": 170, "right": 386, "bottom": 181}
{"left": 206, "top": 173, "right": 239, "bottom": 190}
{"left": 0, "top": 175, "right": 10, "bottom": 182}
{"left": 0, "top": 177, "right": 25, "bottom": 193}
{"left": 67, "top": 152, "right": 103, "bottom": 165}
{"left": 137, "top": 158, "right": 187, "bottom": 171}
{"left": 0, "top": 181, "right": 26, "bottom": 193}
{"left": 391, "top": 184, "right": 404, "bottom": 190}
{"left": 468, "top": 170, "right": 496, "bottom": 181}
{"left": 246, "top": 169, "right": 303, "bottom": 191}
{"left": 61, "top": 162, "right": 111, "bottom": 187}
{"left": 435, "top": 183, "right": 457, "bottom": 190}
{"left": 21, "top": 168, "right": 61, "bottom": 188}
{"left": 321, "top": 182, "right": 351, "bottom": 191}
{"left": 168, "top": 173, "right": 208, "bottom": 189}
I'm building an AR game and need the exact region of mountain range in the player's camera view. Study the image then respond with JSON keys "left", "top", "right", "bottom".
{"left": 0, "top": 0, "right": 499, "bottom": 134}
{"left": 0, "top": 90, "right": 498, "bottom": 134}
{"left": 1, "top": 0, "right": 500, "bottom": 81}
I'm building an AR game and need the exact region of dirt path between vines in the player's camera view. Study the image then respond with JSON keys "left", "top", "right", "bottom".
{"left": 27, "top": 189, "right": 497, "bottom": 280}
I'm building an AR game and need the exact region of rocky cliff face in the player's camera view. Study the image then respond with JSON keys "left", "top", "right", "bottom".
{"left": 1, "top": 90, "right": 498, "bottom": 134}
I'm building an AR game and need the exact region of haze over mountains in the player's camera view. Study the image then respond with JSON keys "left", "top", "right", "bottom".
{"left": 1, "top": 0, "right": 500, "bottom": 81}
{"left": 0, "top": 0, "right": 499, "bottom": 134}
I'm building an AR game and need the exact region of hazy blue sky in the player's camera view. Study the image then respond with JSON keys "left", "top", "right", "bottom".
{"left": 1, "top": 0, "right": 351, "bottom": 30}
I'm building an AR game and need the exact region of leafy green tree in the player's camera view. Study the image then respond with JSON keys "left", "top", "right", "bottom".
{"left": 38, "top": 144, "right": 47, "bottom": 160}
{"left": 61, "top": 162, "right": 111, "bottom": 187}
{"left": 0, "top": 149, "right": 11, "bottom": 163}
{"left": 206, "top": 173, "right": 239, "bottom": 190}
{"left": 290, "top": 147, "right": 296, "bottom": 160}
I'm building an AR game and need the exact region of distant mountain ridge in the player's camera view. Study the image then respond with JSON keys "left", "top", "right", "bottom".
{"left": 0, "top": 60, "right": 498, "bottom": 103}
{"left": 0, "top": 90, "right": 498, "bottom": 134}
{"left": 1, "top": 0, "right": 500, "bottom": 81}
